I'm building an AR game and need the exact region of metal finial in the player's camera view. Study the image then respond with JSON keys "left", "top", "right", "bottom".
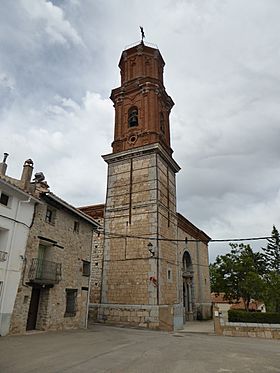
{"left": 140, "top": 26, "right": 145, "bottom": 43}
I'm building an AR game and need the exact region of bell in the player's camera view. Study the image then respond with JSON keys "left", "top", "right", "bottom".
{"left": 129, "top": 116, "right": 138, "bottom": 127}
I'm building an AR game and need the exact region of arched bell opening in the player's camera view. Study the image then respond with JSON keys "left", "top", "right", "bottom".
{"left": 128, "top": 106, "right": 138, "bottom": 128}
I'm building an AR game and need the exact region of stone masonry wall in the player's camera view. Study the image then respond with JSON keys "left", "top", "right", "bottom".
{"left": 100, "top": 148, "right": 182, "bottom": 330}
{"left": 103, "top": 153, "right": 157, "bottom": 305}
{"left": 213, "top": 311, "right": 280, "bottom": 339}
{"left": 177, "top": 226, "right": 212, "bottom": 320}
{"left": 157, "top": 155, "right": 178, "bottom": 306}
{"left": 91, "top": 222, "right": 104, "bottom": 304}
{"left": 9, "top": 200, "right": 93, "bottom": 334}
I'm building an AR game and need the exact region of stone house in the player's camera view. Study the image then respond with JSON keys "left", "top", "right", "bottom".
{"left": 9, "top": 189, "right": 100, "bottom": 334}
{"left": 0, "top": 155, "right": 100, "bottom": 335}
{"left": 79, "top": 41, "right": 212, "bottom": 331}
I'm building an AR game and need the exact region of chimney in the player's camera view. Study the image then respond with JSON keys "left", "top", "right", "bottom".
{"left": 0, "top": 153, "right": 9, "bottom": 176}
{"left": 21, "top": 159, "right": 34, "bottom": 190}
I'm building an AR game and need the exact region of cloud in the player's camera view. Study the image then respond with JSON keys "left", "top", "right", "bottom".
{"left": 20, "top": 0, "right": 83, "bottom": 46}
{"left": 1, "top": 91, "right": 113, "bottom": 206}
{"left": 1, "top": 0, "right": 280, "bottom": 262}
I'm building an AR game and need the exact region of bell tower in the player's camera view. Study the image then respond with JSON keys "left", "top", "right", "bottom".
{"left": 99, "top": 41, "right": 183, "bottom": 331}
{"left": 111, "top": 42, "right": 174, "bottom": 155}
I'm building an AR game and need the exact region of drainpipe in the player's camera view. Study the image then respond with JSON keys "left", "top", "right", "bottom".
{"left": 156, "top": 153, "right": 159, "bottom": 305}
{"left": 85, "top": 227, "right": 95, "bottom": 329}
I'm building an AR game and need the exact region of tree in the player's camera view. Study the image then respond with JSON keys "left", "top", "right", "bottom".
{"left": 263, "top": 272, "right": 280, "bottom": 312}
{"left": 262, "top": 226, "right": 280, "bottom": 312}
{"left": 262, "top": 225, "right": 280, "bottom": 274}
{"left": 210, "top": 243, "right": 266, "bottom": 311}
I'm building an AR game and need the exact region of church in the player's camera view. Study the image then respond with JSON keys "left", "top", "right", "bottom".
{"left": 80, "top": 40, "right": 211, "bottom": 331}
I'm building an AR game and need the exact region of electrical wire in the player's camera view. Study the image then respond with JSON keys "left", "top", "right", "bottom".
{"left": 0, "top": 213, "right": 31, "bottom": 228}
{"left": 99, "top": 230, "right": 272, "bottom": 245}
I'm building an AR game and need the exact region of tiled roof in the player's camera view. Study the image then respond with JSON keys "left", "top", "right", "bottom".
{"left": 211, "top": 292, "right": 264, "bottom": 310}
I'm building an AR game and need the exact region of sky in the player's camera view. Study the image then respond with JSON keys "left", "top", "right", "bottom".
{"left": 1, "top": 0, "right": 280, "bottom": 261}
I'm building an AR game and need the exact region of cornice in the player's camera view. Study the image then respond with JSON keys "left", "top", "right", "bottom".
{"left": 102, "top": 143, "right": 180, "bottom": 173}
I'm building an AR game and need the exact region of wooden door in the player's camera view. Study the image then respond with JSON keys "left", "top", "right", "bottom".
{"left": 36, "top": 245, "right": 46, "bottom": 278}
{"left": 26, "top": 287, "right": 40, "bottom": 330}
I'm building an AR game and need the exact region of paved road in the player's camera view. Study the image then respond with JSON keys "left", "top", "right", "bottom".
{"left": 0, "top": 324, "right": 279, "bottom": 373}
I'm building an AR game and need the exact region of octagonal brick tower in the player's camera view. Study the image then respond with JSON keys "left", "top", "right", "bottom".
{"left": 111, "top": 42, "right": 174, "bottom": 155}
{"left": 99, "top": 42, "right": 183, "bottom": 330}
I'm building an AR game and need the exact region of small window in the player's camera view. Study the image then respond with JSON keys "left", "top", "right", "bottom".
{"left": 23, "top": 295, "right": 29, "bottom": 304}
{"left": 128, "top": 106, "right": 138, "bottom": 127}
{"left": 167, "top": 269, "right": 172, "bottom": 282}
{"left": 65, "top": 289, "right": 77, "bottom": 317}
{"left": 0, "top": 193, "right": 9, "bottom": 206}
{"left": 74, "top": 221, "right": 80, "bottom": 233}
{"left": 82, "top": 260, "right": 90, "bottom": 277}
{"left": 45, "top": 207, "right": 56, "bottom": 224}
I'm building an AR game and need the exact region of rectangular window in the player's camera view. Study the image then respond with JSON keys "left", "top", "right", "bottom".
{"left": 82, "top": 260, "right": 90, "bottom": 277}
{"left": 74, "top": 221, "right": 80, "bottom": 233}
{"left": 45, "top": 207, "right": 56, "bottom": 225}
{"left": 0, "top": 192, "right": 9, "bottom": 206}
{"left": 65, "top": 289, "right": 77, "bottom": 317}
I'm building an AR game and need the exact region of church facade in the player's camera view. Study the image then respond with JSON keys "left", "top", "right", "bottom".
{"left": 81, "top": 42, "right": 211, "bottom": 331}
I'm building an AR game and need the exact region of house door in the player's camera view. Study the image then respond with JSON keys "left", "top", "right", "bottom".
{"left": 26, "top": 287, "right": 41, "bottom": 330}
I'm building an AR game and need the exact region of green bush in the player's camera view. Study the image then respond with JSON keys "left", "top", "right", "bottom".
{"left": 228, "top": 309, "right": 280, "bottom": 324}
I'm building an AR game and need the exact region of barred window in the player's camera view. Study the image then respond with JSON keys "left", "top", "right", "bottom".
{"left": 65, "top": 289, "right": 77, "bottom": 317}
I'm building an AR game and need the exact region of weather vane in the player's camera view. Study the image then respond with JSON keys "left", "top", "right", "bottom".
{"left": 140, "top": 26, "right": 145, "bottom": 43}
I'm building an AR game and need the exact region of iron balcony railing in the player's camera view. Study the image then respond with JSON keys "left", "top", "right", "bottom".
{"left": 29, "top": 258, "right": 62, "bottom": 285}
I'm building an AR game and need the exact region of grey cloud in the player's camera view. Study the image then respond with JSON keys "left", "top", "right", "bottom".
{"left": 1, "top": 0, "right": 280, "bottom": 262}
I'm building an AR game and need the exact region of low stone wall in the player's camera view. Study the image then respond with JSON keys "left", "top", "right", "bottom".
{"left": 89, "top": 303, "right": 184, "bottom": 331}
{"left": 220, "top": 321, "right": 280, "bottom": 339}
{"left": 213, "top": 309, "right": 280, "bottom": 339}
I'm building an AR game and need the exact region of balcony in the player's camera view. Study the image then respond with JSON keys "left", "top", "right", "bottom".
{"left": 28, "top": 258, "right": 62, "bottom": 285}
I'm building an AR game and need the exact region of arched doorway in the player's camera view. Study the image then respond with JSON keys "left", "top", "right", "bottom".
{"left": 182, "top": 251, "right": 194, "bottom": 321}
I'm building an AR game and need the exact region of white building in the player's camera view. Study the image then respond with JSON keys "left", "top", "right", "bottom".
{"left": 0, "top": 156, "right": 40, "bottom": 336}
